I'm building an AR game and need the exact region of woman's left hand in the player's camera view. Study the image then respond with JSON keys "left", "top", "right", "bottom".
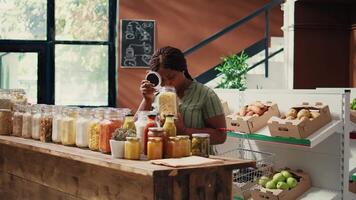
{"left": 174, "top": 113, "right": 186, "bottom": 134}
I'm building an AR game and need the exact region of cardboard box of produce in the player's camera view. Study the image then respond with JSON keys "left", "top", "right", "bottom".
{"left": 226, "top": 102, "right": 280, "bottom": 133}
{"left": 251, "top": 169, "right": 311, "bottom": 200}
{"left": 268, "top": 102, "right": 332, "bottom": 139}
{"left": 350, "top": 110, "right": 356, "bottom": 123}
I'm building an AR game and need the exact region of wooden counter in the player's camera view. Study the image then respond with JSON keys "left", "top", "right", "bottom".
{"left": 0, "top": 135, "right": 255, "bottom": 200}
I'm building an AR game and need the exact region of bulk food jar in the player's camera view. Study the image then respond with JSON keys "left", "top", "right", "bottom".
{"left": 135, "top": 111, "right": 149, "bottom": 154}
{"left": 88, "top": 108, "right": 105, "bottom": 151}
{"left": 143, "top": 114, "right": 158, "bottom": 155}
{"left": 22, "top": 105, "right": 32, "bottom": 138}
{"left": 61, "top": 107, "right": 79, "bottom": 146}
{"left": 52, "top": 106, "right": 64, "bottom": 143}
{"left": 12, "top": 104, "right": 24, "bottom": 137}
{"left": 76, "top": 108, "right": 92, "bottom": 148}
{"left": 122, "top": 113, "right": 136, "bottom": 131}
{"left": 147, "top": 137, "right": 163, "bottom": 160}
{"left": 166, "top": 136, "right": 180, "bottom": 158}
{"left": 31, "top": 104, "right": 43, "bottom": 140}
{"left": 163, "top": 114, "right": 176, "bottom": 137}
{"left": 177, "top": 135, "right": 191, "bottom": 157}
{"left": 0, "top": 89, "right": 12, "bottom": 110}
{"left": 0, "top": 109, "right": 12, "bottom": 135}
{"left": 10, "top": 89, "right": 27, "bottom": 107}
{"left": 124, "top": 137, "right": 141, "bottom": 160}
{"left": 191, "top": 133, "right": 210, "bottom": 158}
{"left": 99, "top": 109, "right": 123, "bottom": 153}
{"left": 40, "top": 105, "right": 53, "bottom": 142}
{"left": 158, "top": 86, "right": 177, "bottom": 120}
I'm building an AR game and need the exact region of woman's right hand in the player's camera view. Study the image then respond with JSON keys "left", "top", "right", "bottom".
{"left": 140, "top": 80, "right": 155, "bottom": 102}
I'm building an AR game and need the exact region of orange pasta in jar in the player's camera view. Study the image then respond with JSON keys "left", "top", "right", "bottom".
{"left": 99, "top": 109, "right": 124, "bottom": 153}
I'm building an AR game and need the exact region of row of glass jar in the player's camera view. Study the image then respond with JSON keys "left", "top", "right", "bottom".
{"left": 9, "top": 104, "right": 131, "bottom": 153}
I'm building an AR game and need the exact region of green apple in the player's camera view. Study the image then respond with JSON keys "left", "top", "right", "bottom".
{"left": 276, "top": 181, "right": 290, "bottom": 190}
{"left": 281, "top": 170, "right": 292, "bottom": 179}
{"left": 258, "top": 176, "right": 270, "bottom": 187}
{"left": 273, "top": 172, "right": 286, "bottom": 183}
{"left": 286, "top": 177, "right": 298, "bottom": 188}
{"left": 265, "top": 180, "right": 276, "bottom": 189}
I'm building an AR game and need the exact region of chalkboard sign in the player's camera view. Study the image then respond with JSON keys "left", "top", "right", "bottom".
{"left": 120, "top": 19, "right": 155, "bottom": 68}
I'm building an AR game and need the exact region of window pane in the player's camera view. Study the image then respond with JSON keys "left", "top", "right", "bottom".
{"left": 0, "top": 52, "right": 38, "bottom": 104}
{"left": 55, "top": 0, "right": 108, "bottom": 41}
{"left": 55, "top": 45, "right": 108, "bottom": 106}
{"left": 0, "top": 0, "right": 46, "bottom": 40}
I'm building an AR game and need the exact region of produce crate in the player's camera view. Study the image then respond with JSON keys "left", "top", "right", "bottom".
{"left": 226, "top": 102, "right": 280, "bottom": 134}
{"left": 217, "top": 148, "right": 275, "bottom": 200}
{"left": 251, "top": 169, "right": 311, "bottom": 200}
{"left": 268, "top": 102, "right": 331, "bottom": 139}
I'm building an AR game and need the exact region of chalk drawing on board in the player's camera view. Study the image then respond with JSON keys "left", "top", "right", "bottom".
{"left": 121, "top": 20, "right": 155, "bottom": 67}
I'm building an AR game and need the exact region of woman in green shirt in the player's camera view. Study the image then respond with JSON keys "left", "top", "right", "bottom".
{"left": 137, "top": 46, "right": 226, "bottom": 145}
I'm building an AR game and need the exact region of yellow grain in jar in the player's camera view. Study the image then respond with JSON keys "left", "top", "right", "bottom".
{"left": 177, "top": 135, "right": 191, "bottom": 157}
{"left": 147, "top": 137, "right": 163, "bottom": 160}
{"left": 88, "top": 122, "right": 100, "bottom": 151}
{"left": 124, "top": 137, "right": 140, "bottom": 160}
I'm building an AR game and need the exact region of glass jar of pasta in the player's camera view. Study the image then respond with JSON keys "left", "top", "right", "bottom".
{"left": 61, "top": 107, "right": 79, "bottom": 146}
{"left": 191, "top": 133, "right": 210, "bottom": 157}
{"left": 99, "top": 108, "right": 124, "bottom": 153}
{"left": 21, "top": 105, "right": 32, "bottom": 138}
{"left": 88, "top": 108, "right": 105, "bottom": 151}
{"left": 40, "top": 105, "right": 53, "bottom": 142}
{"left": 158, "top": 86, "right": 177, "bottom": 120}
{"left": 12, "top": 104, "right": 24, "bottom": 137}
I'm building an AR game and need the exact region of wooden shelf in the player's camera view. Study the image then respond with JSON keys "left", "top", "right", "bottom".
{"left": 297, "top": 187, "right": 340, "bottom": 200}
{"left": 0, "top": 135, "right": 254, "bottom": 177}
{"left": 228, "top": 120, "right": 342, "bottom": 148}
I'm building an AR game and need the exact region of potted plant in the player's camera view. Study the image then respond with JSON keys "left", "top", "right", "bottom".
{"left": 110, "top": 128, "right": 136, "bottom": 158}
{"left": 215, "top": 52, "right": 249, "bottom": 90}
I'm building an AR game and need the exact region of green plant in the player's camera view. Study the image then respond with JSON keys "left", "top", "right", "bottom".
{"left": 215, "top": 52, "right": 249, "bottom": 90}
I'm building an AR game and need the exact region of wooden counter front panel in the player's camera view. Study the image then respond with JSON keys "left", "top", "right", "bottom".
{"left": 0, "top": 145, "right": 153, "bottom": 200}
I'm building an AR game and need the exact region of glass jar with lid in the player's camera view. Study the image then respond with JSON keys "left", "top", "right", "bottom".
{"left": 148, "top": 127, "right": 165, "bottom": 156}
{"left": 191, "top": 133, "right": 210, "bottom": 158}
{"left": 163, "top": 114, "right": 176, "bottom": 138}
{"left": 158, "top": 86, "right": 177, "bottom": 120}
{"left": 166, "top": 136, "right": 180, "bottom": 158}
{"left": 40, "top": 105, "right": 53, "bottom": 142}
{"left": 52, "top": 106, "right": 64, "bottom": 143}
{"left": 99, "top": 108, "right": 124, "bottom": 153}
{"left": 124, "top": 137, "right": 141, "bottom": 160}
{"left": 22, "top": 105, "right": 32, "bottom": 138}
{"left": 88, "top": 108, "right": 105, "bottom": 151}
{"left": 147, "top": 137, "right": 163, "bottom": 160}
{"left": 0, "top": 109, "right": 12, "bottom": 135}
{"left": 143, "top": 114, "right": 158, "bottom": 155}
{"left": 12, "top": 104, "right": 24, "bottom": 137}
{"left": 122, "top": 113, "right": 136, "bottom": 131}
{"left": 177, "top": 135, "right": 191, "bottom": 157}
{"left": 61, "top": 107, "right": 79, "bottom": 146}
{"left": 76, "top": 108, "right": 92, "bottom": 148}
{"left": 0, "top": 89, "right": 12, "bottom": 110}
{"left": 31, "top": 104, "right": 43, "bottom": 140}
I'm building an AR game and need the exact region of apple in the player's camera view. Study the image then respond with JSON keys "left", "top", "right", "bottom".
{"left": 286, "top": 177, "right": 298, "bottom": 188}
{"left": 276, "top": 181, "right": 290, "bottom": 190}
{"left": 281, "top": 170, "right": 292, "bottom": 179}
{"left": 273, "top": 172, "right": 286, "bottom": 183}
{"left": 258, "top": 176, "right": 270, "bottom": 187}
{"left": 265, "top": 180, "right": 276, "bottom": 189}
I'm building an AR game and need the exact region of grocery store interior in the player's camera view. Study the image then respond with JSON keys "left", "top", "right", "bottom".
{"left": 0, "top": 0, "right": 355, "bottom": 199}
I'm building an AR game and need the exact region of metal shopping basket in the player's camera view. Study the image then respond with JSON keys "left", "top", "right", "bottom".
{"left": 216, "top": 142, "right": 275, "bottom": 199}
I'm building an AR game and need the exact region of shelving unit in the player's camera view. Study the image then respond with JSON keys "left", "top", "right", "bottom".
{"left": 215, "top": 89, "right": 349, "bottom": 199}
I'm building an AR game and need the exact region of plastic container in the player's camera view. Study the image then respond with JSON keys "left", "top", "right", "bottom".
{"left": 22, "top": 105, "right": 32, "bottom": 138}
{"left": 158, "top": 86, "right": 177, "bottom": 120}
{"left": 12, "top": 104, "right": 24, "bottom": 137}
{"left": 76, "top": 108, "right": 92, "bottom": 148}
{"left": 40, "top": 105, "right": 53, "bottom": 142}
{"left": 191, "top": 133, "right": 210, "bottom": 158}
{"left": 52, "top": 106, "right": 64, "bottom": 143}
{"left": 61, "top": 107, "right": 79, "bottom": 146}
{"left": 124, "top": 137, "right": 141, "bottom": 160}
{"left": 99, "top": 109, "right": 124, "bottom": 153}
{"left": 147, "top": 137, "right": 163, "bottom": 160}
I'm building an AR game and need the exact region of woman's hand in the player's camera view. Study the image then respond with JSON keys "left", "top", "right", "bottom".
{"left": 140, "top": 80, "right": 155, "bottom": 102}
{"left": 175, "top": 113, "right": 186, "bottom": 135}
